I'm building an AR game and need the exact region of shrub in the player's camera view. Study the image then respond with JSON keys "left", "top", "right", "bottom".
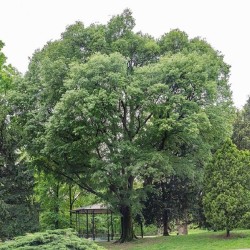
{"left": 0, "top": 228, "right": 105, "bottom": 250}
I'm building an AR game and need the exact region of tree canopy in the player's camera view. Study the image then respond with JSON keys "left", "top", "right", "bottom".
{"left": 7, "top": 10, "right": 235, "bottom": 242}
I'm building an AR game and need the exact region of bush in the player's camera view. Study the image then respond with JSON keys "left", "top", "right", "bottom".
{"left": 0, "top": 228, "right": 105, "bottom": 250}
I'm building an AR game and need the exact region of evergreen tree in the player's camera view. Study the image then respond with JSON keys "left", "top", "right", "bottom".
{"left": 203, "top": 139, "right": 250, "bottom": 237}
{"left": 0, "top": 40, "right": 38, "bottom": 239}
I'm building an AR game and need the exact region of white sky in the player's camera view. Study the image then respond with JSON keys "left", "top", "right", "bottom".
{"left": 0, "top": 0, "right": 249, "bottom": 108}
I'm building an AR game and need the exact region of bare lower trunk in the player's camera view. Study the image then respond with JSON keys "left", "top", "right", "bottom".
{"left": 119, "top": 205, "right": 134, "bottom": 243}
{"left": 177, "top": 221, "right": 188, "bottom": 235}
{"left": 226, "top": 229, "right": 230, "bottom": 237}
{"left": 163, "top": 209, "right": 170, "bottom": 236}
{"left": 140, "top": 221, "right": 144, "bottom": 238}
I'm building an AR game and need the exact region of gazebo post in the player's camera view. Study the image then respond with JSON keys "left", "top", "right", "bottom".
{"left": 75, "top": 211, "right": 78, "bottom": 234}
{"left": 107, "top": 210, "right": 110, "bottom": 242}
{"left": 111, "top": 211, "right": 114, "bottom": 240}
{"left": 92, "top": 211, "right": 95, "bottom": 240}
{"left": 79, "top": 211, "right": 81, "bottom": 236}
{"left": 86, "top": 210, "right": 89, "bottom": 239}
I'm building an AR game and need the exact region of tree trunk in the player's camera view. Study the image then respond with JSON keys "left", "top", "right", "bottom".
{"left": 160, "top": 181, "right": 170, "bottom": 236}
{"left": 163, "top": 209, "right": 170, "bottom": 236}
{"left": 54, "top": 182, "right": 60, "bottom": 229}
{"left": 140, "top": 221, "right": 144, "bottom": 238}
{"left": 177, "top": 222, "right": 188, "bottom": 235}
{"left": 226, "top": 229, "right": 230, "bottom": 237}
{"left": 119, "top": 205, "right": 134, "bottom": 242}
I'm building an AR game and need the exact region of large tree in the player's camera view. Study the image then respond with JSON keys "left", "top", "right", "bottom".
{"left": 16, "top": 10, "right": 234, "bottom": 242}
{"left": 42, "top": 50, "right": 233, "bottom": 241}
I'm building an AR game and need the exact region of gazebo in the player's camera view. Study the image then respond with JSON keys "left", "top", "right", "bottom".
{"left": 71, "top": 203, "right": 115, "bottom": 241}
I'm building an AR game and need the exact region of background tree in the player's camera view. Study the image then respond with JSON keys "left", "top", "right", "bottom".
{"left": 35, "top": 172, "right": 67, "bottom": 230}
{"left": 0, "top": 40, "right": 39, "bottom": 239}
{"left": 232, "top": 96, "right": 250, "bottom": 150}
{"left": 203, "top": 139, "right": 250, "bottom": 237}
{"left": 142, "top": 175, "right": 203, "bottom": 236}
{"left": 34, "top": 170, "right": 96, "bottom": 230}
{"left": 141, "top": 29, "right": 234, "bottom": 236}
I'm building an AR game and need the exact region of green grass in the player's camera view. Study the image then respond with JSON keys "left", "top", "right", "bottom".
{"left": 98, "top": 230, "right": 250, "bottom": 250}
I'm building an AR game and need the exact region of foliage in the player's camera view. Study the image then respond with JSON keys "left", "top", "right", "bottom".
{"left": 203, "top": 139, "right": 250, "bottom": 236}
{"left": 35, "top": 172, "right": 69, "bottom": 230}
{"left": 34, "top": 171, "right": 97, "bottom": 230}
{"left": 0, "top": 41, "right": 15, "bottom": 94}
{"left": 0, "top": 229, "right": 105, "bottom": 250}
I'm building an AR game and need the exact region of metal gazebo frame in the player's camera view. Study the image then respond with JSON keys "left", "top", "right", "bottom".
{"left": 71, "top": 203, "right": 114, "bottom": 241}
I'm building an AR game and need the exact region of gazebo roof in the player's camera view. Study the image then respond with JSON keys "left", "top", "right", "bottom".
{"left": 71, "top": 203, "right": 111, "bottom": 214}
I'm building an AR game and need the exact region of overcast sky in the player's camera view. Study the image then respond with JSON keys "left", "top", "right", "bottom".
{"left": 0, "top": 0, "right": 249, "bottom": 108}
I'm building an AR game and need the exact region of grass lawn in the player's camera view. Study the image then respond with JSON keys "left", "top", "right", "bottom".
{"left": 98, "top": 230, "right": 250, "bottom": 250}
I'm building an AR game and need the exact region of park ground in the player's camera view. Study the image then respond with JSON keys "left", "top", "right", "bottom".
{"left": 98, "top": 229, "right": 250, "bottom": 250}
